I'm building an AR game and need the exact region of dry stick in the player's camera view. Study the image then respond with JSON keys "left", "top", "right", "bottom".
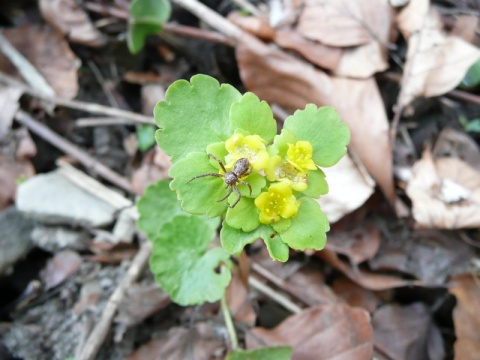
{"left": 0, "top": 72, "right": 155, "bottom": 125}
{"left": 249, "top": 276, "right": 302, "bottom": 314}
{"left": 15, "top": 110, "right": 135, "bottom": 194}
{"left": 77, "top": 241, "right": 153, "bottom": 360}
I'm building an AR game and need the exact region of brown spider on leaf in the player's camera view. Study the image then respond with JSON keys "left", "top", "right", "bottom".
{"left": 188, "top": 153, "right": 252, "bottom": 208}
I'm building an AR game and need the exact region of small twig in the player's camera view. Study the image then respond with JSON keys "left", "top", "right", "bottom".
{"left": 87, "top": 60, "right": 119, "bottom": 108}
{"left": 231, "top": 0, "right": 262, "bottom": 16}
{"left": 14, "top": 110, "right": 135, "bottom": 193}
{"left": 0, "top": 31, "right": 55, "bottom": 97}
{"left": 0, "top": 72, "right": 154, "bottom": 125}
{"left": 75, "top": 117, "right": 134, "bottom": 127}
{"left": 248, "top": 276, "right": 302, "bottom": 314}
{"left": 221, "top": 293, "right": 238, "bottom": 350}
{"left": 77, "top": 241, "right": 153, "bottom": 360}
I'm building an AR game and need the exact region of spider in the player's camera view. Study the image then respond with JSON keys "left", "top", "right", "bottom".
{"left": 188, "top": 153, "right": 252, "bottom": 208}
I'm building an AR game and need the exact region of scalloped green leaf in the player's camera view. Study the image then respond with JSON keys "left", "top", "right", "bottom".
{"left": 235, "top": 172, "right": 266, "bottom": 198}
{"left": 264, "top": 235, "right": 290, "bottom": 262}
{"left": 279, "top": 198, "right": 329, "bottom": 251}
{"left": 155, "top": 75, "right": 241, "bottom": 163}
{"left": 225, "top": 197, "right": 260, "bottom": 232}
{"left": 150, "top": 215, "right": 232, "bottom": 305}
{"left": 272, "top": 128, "right": 297, "bottom": 157}
{"left": 284, "top": 105, "right": 350, "bottom": 167}
{"left": 230, "top": 92, "right": 277, "bottom": 142}
{"left": 136, "top": 179, "right": 185, "bottom": 239}
{"left": 221, "top": 222, "right": 274, "bottom": 255}
{"left": 128, "top": 0, "right": 171, "bottom": 54}
{"left": 302, "top": 168, "right": 328, "bottom": 198}
{"left": 226, "top": 346, "right": 292, "bottom": 360}
{"left": 137, "top": 179, "right": 220, "bottom": 239}
{"left": 170, "top": 152, "right": 230, "bottom": 217}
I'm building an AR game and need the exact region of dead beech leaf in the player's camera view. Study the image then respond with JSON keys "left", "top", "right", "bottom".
{"left": 132, "top": 147, "right": 171, "bottom": 195}
{"left": 396, "top": 0, "right": 480, "bottom": 107}
{"left": 432, "top": 128, "right": 480, "bottom": 172}
{"left": 279, "top": 0, "right": 393, "bottom": 78}
{"left": 246, "top": 304, "right": 373, "bottom": 360}
{"left": 228, "top": 13, "right": 275, "bottom": 41}
{"left": 141, "top": 84, "right": 165, "bottom": 116}
{"left": 326, "top": 223, "right": 381, "bottom": 265}
{"left": 40, "top": 250, "right": 82, "bottom": 289}
{"left": 226, "top": 267, "right": 256, "bottom": 326}
{"left": 449, "top": 275, "right": 480, "bottom": 360}
{"left": 127, "top": 322, "right": 224, "bottom": 360}
{"left": 332, "top": 277, "right": 381, "bottom": 313}
{"left": 318, "top": 249, "right": 418, "bottom": 290}
{"left": 449, "top": 15, "right": 480, "bottom": 47}
{"left": 406, "top": 149, "right": 480, "bottom": 228}
{"left": 236, "top": 34, "right": 394, "bottom": 202}
{"left": 372, "top": 303, "right": 445, "bottom": 360}
{"left": 39, "top": 0, "right": 107, "bottom": 47}
{"left": 0, "top": 24, "right": 80, "bottom": 99}
{"left": 0, "top": 85, "right": 23, "bottom": 139}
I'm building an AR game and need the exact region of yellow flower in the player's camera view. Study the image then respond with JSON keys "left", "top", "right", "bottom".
{"left": 225, "top": 133, "right": 270, "bottom": 171}
{"left": 254, "top": 183, "right": 300, "bottom": 224}
{"left": 265, "top": 155, "right": 308, "bottom": 192}
{"left": 287, "top": 141, "right": 317, "bottom": 172}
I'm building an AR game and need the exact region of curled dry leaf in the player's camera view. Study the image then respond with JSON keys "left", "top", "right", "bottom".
{"left": 326, "top": 223, "right": 381, "bottom": 265}
{"left": 318, "top": 249, "right": 418, "bottom": 290}
{"left": 449, "top": 274, "right": 480, "bottom": 360}
{"left": 246, "top": 304, "right": 373, "bottom": 359}
{"left": 40, "top": 250, "right": 82, "bottom": 289}
{"left": 275, "top": 0, "right": 393, "bottom": 78}
{"left": 396, "top": 0, "right": 480, "bottom": 107}
{"left": 228, "top": 13, "right": 275, "bottom": 41}
{"left": 372, "top": 303, "right": 445, "bottom": 360}
{"left": 39, "top": 0, "right": 107, "bottom": 47}
{"left": 236, "top": 34, "right": 394, "bottom": 202}
{"left": 406, "top": 149, "right": 480, "bottom": 228}
{"left": 0, "top": 24, "right": 80, "bottom": 99}
{"left": 127, "top": 322, "right": 225, "bottom": 360}
{"left": 432, "top": 128, "right": 480, "bottom": 171}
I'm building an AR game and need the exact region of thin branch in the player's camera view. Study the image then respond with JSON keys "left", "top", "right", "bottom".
{"left": 221, "top": 293, "right": 238, "bottom": 350}
{"left": 77, "top": 241, "right": 153, "bottom": 360}
{"left": 0, "top": 72, "right": 154, "bottom": 125}
{"left": 14, "top": 110, "right": 135, "bottom": 194}
{"left": 248, "top": 276, "right": 302, "bottom": 314}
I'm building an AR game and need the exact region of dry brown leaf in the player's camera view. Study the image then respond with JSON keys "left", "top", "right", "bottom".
{"left": 127, "top": 322, "right": 224, "bottom": 360}
{"left": 332, "top": 277, "right": 381, "bottom": 313}
{"left": 246, "top": 304, "right": 373, "bottom": 359}
{"left": 40, "top": 250, "right": 82, "bottom": 289}
{"left": 396, "top": 0, "right": 480, "bottom": 107}
{"left": 141, "top": 84, "right": 165, "bottom": 116}
{"left": 0, "top": 24, "right": 80, "bottom": 99}
{"left": 318, "top": 153, "right": 375, "bottom": 223}
{"left": 39, "top": 0, "right": 106, "bottom": 47}
{"left": 372, "top": 303, "right": 445, "bottom": 360}
{"left": 326, "top": 223, "right": 382, "bottom": 265}
{"left": 226, "top": 267, "right": 256, "bottom": 326}
{"left": 318, "top": 249, "right": 418, "bottom": 290}
{"left": 449, "top": 274, "right": 480, "bottom": 360}
{"left": 432, "top": 128, "right": 480, "bottom": 171}
{"left": 236, "top": 35, "right": 394, "bottom": 202}
{"left": 406, "top": 149, "right": 480, "bottom": 228}
{"left": 274, "top": 29, "right": 342, "bottom": 72}
{"left": 0, "top": 85, "right": 23, "bottom": 139}
{"left": 277, "top": 0, "right": 393, "bottom": 78}
{"left": 228, "top": 13, "right": 275, "bottom": 41}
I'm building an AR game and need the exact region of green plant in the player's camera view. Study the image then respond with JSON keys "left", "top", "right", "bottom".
{"left": 127, "top": 0, "right": 171, "bottom": 54}
{"left": 136, "top": 74, "right": 350, "bottom": 356}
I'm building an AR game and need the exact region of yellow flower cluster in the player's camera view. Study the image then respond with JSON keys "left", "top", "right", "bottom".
{"left": 224, "top": 134, "right": 318, "bottom": 225}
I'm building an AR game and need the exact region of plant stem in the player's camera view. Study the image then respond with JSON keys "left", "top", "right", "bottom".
{"left": 221, "top": 293, "right": 238, "bottom": 350}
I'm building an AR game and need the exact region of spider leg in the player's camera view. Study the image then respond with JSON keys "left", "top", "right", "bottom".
{"left": 239, "top": 180, "right": 252, "bottom": 195}
{"left": 229, "top": 186, "right": 242, "bottom": 208}
{"left": 244, "top": 167, "right": 253, "bottom": 177}
{"left": 217, "top": 186, "right": 233, "bottom": 202}
{"left": 188, "top": 173, "right": 223, "bottom": 183}
{"left": 207, "top": 153, "right": 227, "bottom": 173}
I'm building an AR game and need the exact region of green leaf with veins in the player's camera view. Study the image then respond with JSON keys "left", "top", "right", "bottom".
{"left": 230, "top": 92, "right": 277, "bottom": 142}
{"left": 169, "top": 152, "right": 229, "bottom": 218}
{"left": 264, "top": 235, "right": 290, "bottom": 262}
{"left": 136, "top": 179, "right": 219, "bottom": 239}
{"left": 155, "top": 75, "right": 241, "bottom": 163}
{"left": 128, "top": 0, "right": 171, "bottom": 54}
{"left": 221, "top": 222, "right": 273, "bottom": 255}
{"left": 225, "top": 197, "right": 260, "bottom": 232}
{"left": 280, "top": 197, "right": 329, "bottom": 251}
{"left": 302, "top": 168, "right": 329, "bottom": 198}
{"left": 149, "top": 215, "right": 232, "bottom": 305}
{"left": 284, "top": 105, "right": 350, "bottom": 167}
{"left": 226, "top": 346, "right": 292, "bottom": 360}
